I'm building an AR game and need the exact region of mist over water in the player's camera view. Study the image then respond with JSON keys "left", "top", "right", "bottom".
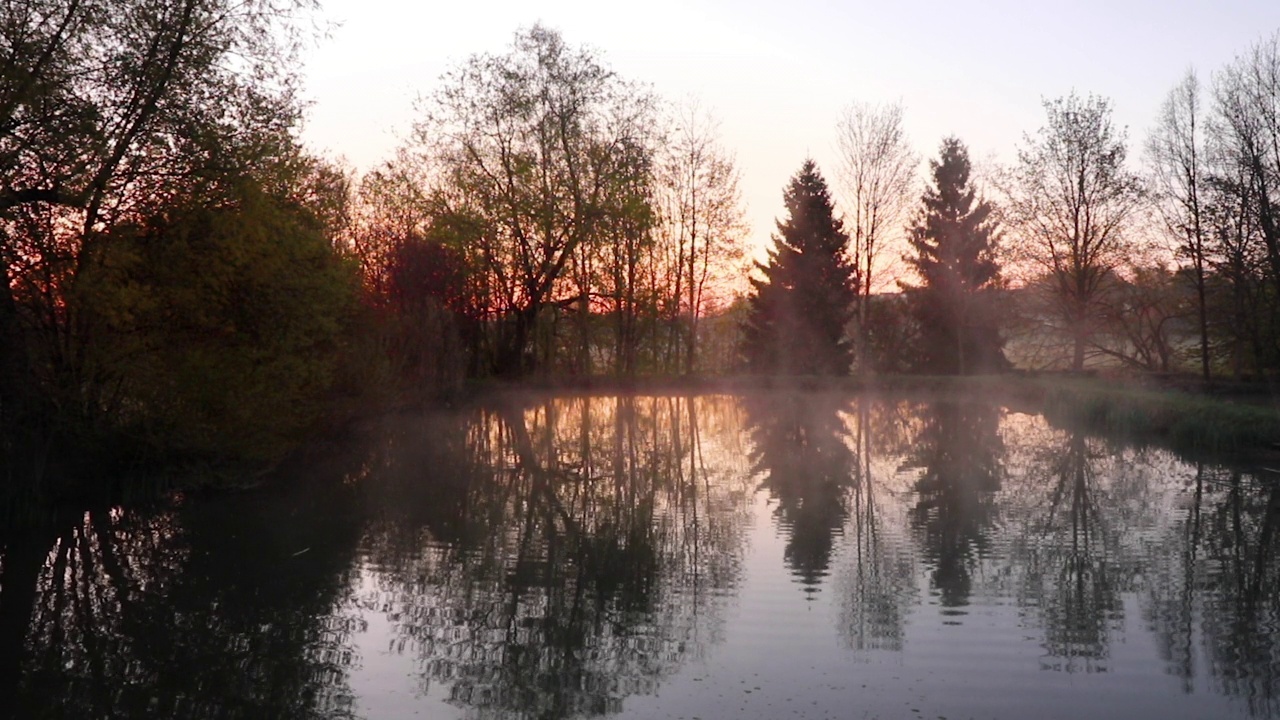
{"left": 1, "top": 392, "right": 1278, "bottom": 720}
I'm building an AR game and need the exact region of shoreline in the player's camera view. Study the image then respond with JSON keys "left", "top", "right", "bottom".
{"left": 457, "top": 372, "right": 1280, "bottom": 458}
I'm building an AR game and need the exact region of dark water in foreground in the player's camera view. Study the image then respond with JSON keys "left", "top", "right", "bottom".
{"left": 2, "top": 392, "right": 1279, "bottom": 719}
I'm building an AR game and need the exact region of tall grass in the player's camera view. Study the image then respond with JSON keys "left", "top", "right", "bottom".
{"left": 1027, "top": 377, "right": 1280, "bottom": 455}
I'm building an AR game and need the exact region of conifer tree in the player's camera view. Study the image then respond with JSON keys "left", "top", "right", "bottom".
{"left": 903, "top": 138, "right": 1007, "bottom": 374}
{"left": 742, "top": 160, "right": 857, "bottom": 374}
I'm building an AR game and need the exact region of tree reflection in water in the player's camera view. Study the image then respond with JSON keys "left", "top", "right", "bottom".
{"left": 1, "top": 458, "right": 368, "bottom": 719}
{"left": 836, "top": 400, "right": 916, "bottom": 652}
{"left": 4, "top": 394, "right": 1280, "bottom": 719}
{"left": 742, "top": 392, "right": 854, "bottom": 592}
{"left": 357, "top": 395, "right": 753, "bottom": 720}
{"left": 995, "top": 422, "right": 1199, "bottom": 675}
{"left": 905, "top": 400, "right": 1003, "bottom": 610}
{"left": 998, "top": 429, "right": 1127, "bottom": 672}
{"left": 1199, "top": 471, "right": 1280, "bottom": 718}
{"left": 1143, "top": 462, "right": 1280, "bottom": 717}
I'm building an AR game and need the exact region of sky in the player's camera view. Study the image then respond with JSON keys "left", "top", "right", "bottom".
{"left": 299, "top": 0, "right": 1280, "bottom": 256}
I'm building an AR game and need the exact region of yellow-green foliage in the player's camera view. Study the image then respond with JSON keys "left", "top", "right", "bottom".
{"left": 82, "top": 179, "right": 359, "bottom": 467}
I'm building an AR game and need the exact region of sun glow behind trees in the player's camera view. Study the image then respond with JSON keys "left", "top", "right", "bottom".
{"left": 7, "top": 1, "right": 1280, "bottom": 500}
{"left": 349, "top": 26, "right": 750, "bottom": 378}
{"left": 326, "top": 19, "right": 1280, "bottom": 379}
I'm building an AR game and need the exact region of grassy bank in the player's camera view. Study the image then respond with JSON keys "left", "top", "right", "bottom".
{"left": 1029, "top": 377, "right": 1280, "bottom": 456}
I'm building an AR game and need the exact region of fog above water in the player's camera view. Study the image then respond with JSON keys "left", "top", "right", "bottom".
{"left": 2, "top": 392, "right": 1278, "bottom": 720}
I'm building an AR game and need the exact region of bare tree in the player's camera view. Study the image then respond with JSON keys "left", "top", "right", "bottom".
{"left": 1212, "top": 33, "right": 1280, "bottom": 337}
{"left": 1162, "top": 32, "right": 1280, "bottom": 377}
{"left": 1148, "top": 70, "right": 1212, "bottom": 381}
{"left": 834, "top": 101, "right": 917, "bottom": 373}
{"left": 654, "top": 102, "right": 747, "bottom": 375}
{"left": 1005, "top": 93, "right": 1145, "bottom": 371}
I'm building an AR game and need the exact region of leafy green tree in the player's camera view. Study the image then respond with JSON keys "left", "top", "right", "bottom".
{"left": 410, "top": 25, "right": 657, "bottom": 376}
{"left": 904, "top": 138, "right": 1007, "bottom": 374}
{"left": 80, "top": 163, "right": 358, "bottom": 468}
{"left": 0, "top": 0, "right": 323, "bottom": 482}
{"left": 742, "top": 160, "right": 857, "bottom": 375}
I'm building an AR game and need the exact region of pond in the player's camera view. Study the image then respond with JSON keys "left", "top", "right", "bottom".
{"left": 1, "top": 392, "right": 1278, "bottom": 719}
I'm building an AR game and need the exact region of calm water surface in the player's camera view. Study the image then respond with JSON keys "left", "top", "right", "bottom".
{"left": 2, "top": 392, "right": 1279, "bottom": 719}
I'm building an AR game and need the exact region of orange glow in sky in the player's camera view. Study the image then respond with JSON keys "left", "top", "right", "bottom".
{"left": 299, "top": 0, "right": 1280, "bottom": 263}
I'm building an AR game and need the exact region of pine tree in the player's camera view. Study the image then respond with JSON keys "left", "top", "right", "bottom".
{"left": 742, "top": 160, "right": 857, "bottom": 375}
{"left": 904, "top": 138, "right": 1007, "bottom": 374}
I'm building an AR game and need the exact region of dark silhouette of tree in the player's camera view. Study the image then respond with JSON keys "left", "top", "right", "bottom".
{"left": 906, "top": 400, "right": 1003, "bottom": 608}
{"left": 409, "top": 25, "right": 657, "bottom": 377}
{"left": 744, "top": 392, "right": 854, "bottom": 592}
{"left": 382, "top": 229, "right": 483, "bottom": 393}
{"left": 1148, "top": 71, "right": 1212, "bottom": 382}
{"left": 742, "top": 160, "right": 857, "bottom": 375}
{"left": 0, "top": 0, "right": 356, "bottom": 494}
{"left": 2, "top": 449, "right": 369, "bottom": 720}
{"left": 903, "top": 138, "right": 1007, "bottom": 374}
{"left": 1208, "top": 33, "right": 1280, "bottom": 377}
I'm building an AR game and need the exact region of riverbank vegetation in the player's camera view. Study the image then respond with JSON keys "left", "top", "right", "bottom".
{"left": 4, "top": 5, "right": 1280, "bottom": 511}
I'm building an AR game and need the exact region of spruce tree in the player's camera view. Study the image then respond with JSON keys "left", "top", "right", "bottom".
{"left": 903, "top": 138, "right": 1007, "bottom": 374}
{"left": 742, "top": 160, "right": 857, "bottom": 375}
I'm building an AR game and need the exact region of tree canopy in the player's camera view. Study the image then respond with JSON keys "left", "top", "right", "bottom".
{"left": 0, "top": 0, "right": 358, "bottom": 489}
{"left": 412, "top": 24, "right": 658, "bottom": 376}
{"left": 904, "top": 137, "right": 1007, "bottom": 374}
{"left": 1005, "top": 93, "right": 1144, "bottom": 372}
{"left": 742, "top": 160, "right": 857, "bottom": 375}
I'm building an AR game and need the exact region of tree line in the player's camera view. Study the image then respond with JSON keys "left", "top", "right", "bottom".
{"left": 749, "top": 34, "right": 1280, "bottom": 379}
{"left": 4, "top": 9, "right": 1280, "bottom": 493}
{"left": 350, "top": 25, "right": 1280, "bottom": 385}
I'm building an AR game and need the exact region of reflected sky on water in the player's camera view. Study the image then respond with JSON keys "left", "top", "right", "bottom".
{"left": 2, "top": 392, "right": 1278, "bottom": 719}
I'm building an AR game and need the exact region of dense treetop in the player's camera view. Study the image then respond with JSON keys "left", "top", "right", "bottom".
{"left": 742, "top": 159, "right": 857, "bottom": 375}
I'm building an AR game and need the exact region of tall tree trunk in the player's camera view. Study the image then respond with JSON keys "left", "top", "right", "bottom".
{"left": 1251, "top": 166, "right": 1280, "bottom": 311}
{"left": 1072, "top": 329, "right": 1086, "bottom": 372}
{"left": 1195, "top": 262, "right": 1210, "bottom": 383}
{"left": 0, "top": 262, "right": 31, "bottom": 426}
{"left": 497, "top": 304, "right": 538, "bottom": 377}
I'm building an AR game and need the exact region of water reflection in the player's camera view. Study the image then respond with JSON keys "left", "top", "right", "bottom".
{"left": 1018, "top": 431, "right": 1128, "bottom": 671}
{"left": 357, "top": 395, "right": 753, "bottom": 719}
{"left": 2, "top": 461, "right": 367, "bottom": 719}
{"left": 744, "top": 392, "right": 853, "bottom": 590}
{"left": 836, "top": 401, "right": 915, "bottom": 651}
{"left": 2, "top": 394, "right": 1280, "bottom": 719}
{"left": 905, "top": 400, "right": 1003, "bottom": 609}
{"left": 1190, "top": 468, "right": 1280, "bottom": 717}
